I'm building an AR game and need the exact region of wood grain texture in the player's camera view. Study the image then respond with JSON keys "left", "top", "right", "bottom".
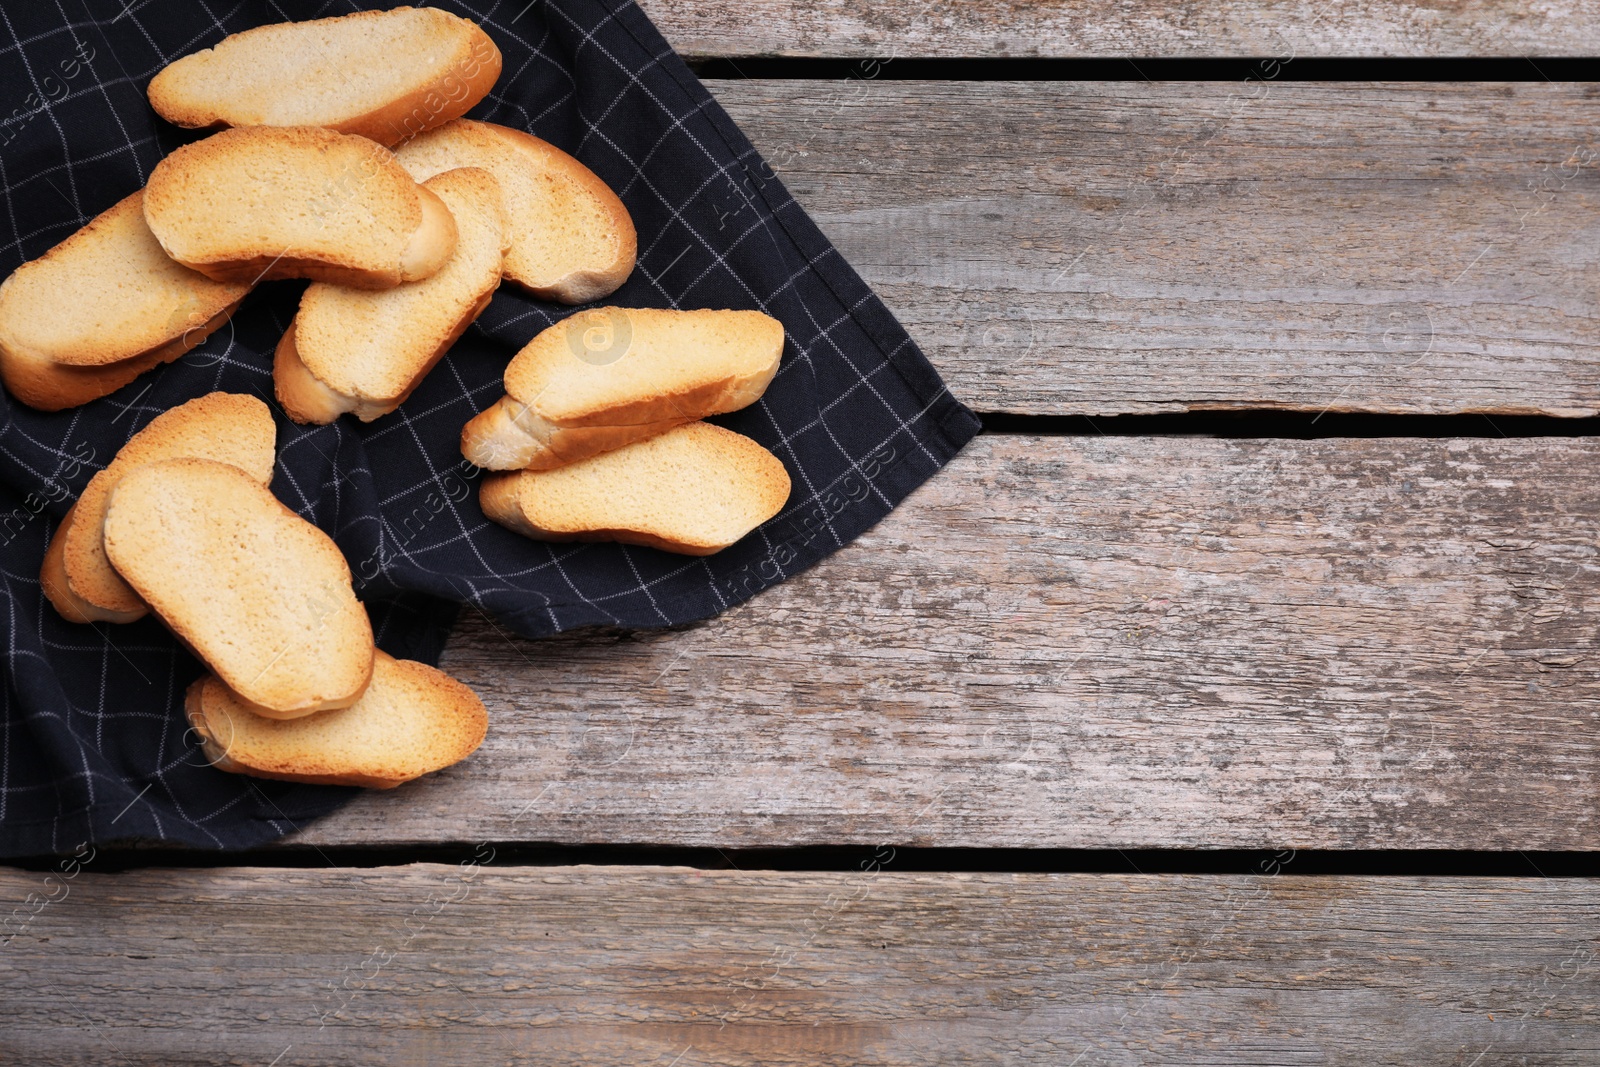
{"left": 293, "top": 435, "right": 1600, "bottom": 850}
{"left": 5, "top": 864, "right": 1599, "bottom": 1066}
{"left": 641, "top": 0, "right": 1600, "bottom": 58}
{"left": 709, "top": 81, "right": 1600, "bottom": 416}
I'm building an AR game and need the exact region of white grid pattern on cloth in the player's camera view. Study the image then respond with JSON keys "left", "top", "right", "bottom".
{"left": 0, "top": 0, "right": 979, "bottom": 855}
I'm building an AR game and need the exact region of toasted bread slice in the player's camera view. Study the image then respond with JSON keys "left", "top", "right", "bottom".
{"left": 0, "top": 306, "right": 235, "bottom": 413}
{"left": 103, "top": 458, "right": 374, "bottom": 717}
{"left": 144, "top": 126, "right": 458, "bottom": 289}
{"left": 148, "top": 7, "right": 501, "bottom": 149}
{"left": 275, "top": 168, "right": 509, "bottom": 424}
{"left": 185, "top": 650, "right": 488, "bottom": 789}
{"left": 481, "top": 421, "right": 790, "bottom": 555}
{"left": 0, "top": 192, "right": 250, "bottom": 368}
{"left": 41, "top": 393, "right": 276, "bottom": 624}
{"left": 395, "top": 119, "right": 634, "bottom": 303}
{"left": 461, "top": 307, "right": 783, "bottom": 471}
{"left": 40, "top": 504, "right": 102, "bottom": 622}
{"left": 0, "top": 191, "right": 248, "bottom": 409}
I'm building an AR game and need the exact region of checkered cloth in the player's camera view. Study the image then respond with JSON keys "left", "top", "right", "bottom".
{"left": 0, "top": 0, "right": 978, "bottom": 856}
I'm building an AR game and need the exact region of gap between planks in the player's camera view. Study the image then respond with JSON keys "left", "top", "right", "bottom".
{"left": 706, "top": 80, "right": 1600, "bottom": 417}
{"left": 640, "top": 0, "right": 1600, "bottom": 58}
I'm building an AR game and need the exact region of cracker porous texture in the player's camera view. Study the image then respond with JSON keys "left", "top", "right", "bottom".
{"left": 102, "top": 457, "right": 375, "bottom": 718}
{"left": 482, "top": 421, "right": 792, "bottom": 555}
{"left": 144, "top": 126, "right": 458, "bottom": 290}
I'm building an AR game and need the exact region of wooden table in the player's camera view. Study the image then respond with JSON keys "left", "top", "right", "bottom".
{"left": 7, "top": 3, "right": 1600, "bottom": 1062}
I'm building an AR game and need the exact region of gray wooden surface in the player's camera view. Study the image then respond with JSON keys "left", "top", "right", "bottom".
{"left": 642, "top": 0, "right": 1600, "bottom": 58}
{"left": 711, "top": 80, "right": 1600, "bottom": 416}
{"left": 14, "top": 9, "right": 1600, "bottom": 1063}
{"left": 288, "top": 435, "right": 1600, "bottom": 850}
{"left": 4, "top": 864, "right": 1597, "bottom": 1066}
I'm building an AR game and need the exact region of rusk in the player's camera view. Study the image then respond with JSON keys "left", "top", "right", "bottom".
{"left": 143, "top": 126, "right": 458, "bottom": 289}
{"left": 42, "top": 393, "right": 276, "bottom": 624}
{"left": 185, "top": 651, "right": 488, "bottom": 789}
{"left": 275, "top": 168, "right": 509, "bottom": 424}
{"left": 148, "top": 7, "right": 501, "bottom": 148}
{"left": 0, "top": 307, "right": 236, "bottom": 412}
{"left": 481, "top": 421, "right": 790, "bottom": 555}
{"left": 395, "top": 119, "right": 634, "bottom": 303}
{"left": 0, "top": 192, "right": 248, "bottom": 409}
{"left": 460, "top": 307, "right": 783, "bottom": 471}
{"left": 103, "top": 458, "right": 374, "bottom": 717}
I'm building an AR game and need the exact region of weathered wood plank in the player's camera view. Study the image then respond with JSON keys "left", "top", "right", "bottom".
{"left": 709, "top": 81, "right": 1600, "bottom": 416}
{"left": 294, "top": 435, "right": 1600, "bottom": 850}
{"left": 642, "top": 0, "right": 1600, "bottom": 58}
{"left": 3, "top": 865, "right": 1598, "bottom": 1065}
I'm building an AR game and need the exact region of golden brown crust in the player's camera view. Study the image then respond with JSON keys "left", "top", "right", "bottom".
{"left": 461, "top": 396, "right": 692, "bottom": 471}
{"left": 278, "top": 169, "right": 504, "bottom": 425}
{"left": 187, "top": 654, "right": 487, "bottom": 789}
{"left": 477, "top": 471, "right": 534, "bottom": 536}
{"left": 461, "top": 309, "right": 783, "bottom": 471}
{"left": 41, "top": 503, "right": 149, "bottom": 624}
{"left": 480, "top": 123, "right": 636, "bottom": 303}
{"left": 480, "top": 422, "right": 791, "bottom": 555}
{"left": 0, "top": 296, "right": 242, "bottom": 412}
{"left": 0, "top": 193, "right": 250, "bottom": 370}
{"left": 521, "top": 526, "right": 728, "bottom": 556}
{"left": 277, "top": 305, "right": 485, "bottom": 426}
{"left": 54, "top": 392, "right": 276, "bottom": 622}
{"left": 459, "top": 396, "right": 547, "bottom": 469}
{"left": 3, "top": 344, "right": 169, "bottom": 413}
{"left": 501, "top": 308, "right": 784, "bottom": 423}
{"left": 395, "top": 119, "right": 636, "bottom": 303}
{"left": 61, "top": 473, "right": 146, "bottom": 616}
{"left": 178, "top": 254, "right": 390, "bottom": 290}
{"left": 352, "top": 32, "right": 501, "bottom": 149}
{"left": 273, "top": 321, "right": 351, "bottom": 425}
{"left": 189, "top": 675, "right": 394, "bottom": 784}
{"left": 149, "top": 9, "right": 501, "bottom": 149}
{"left": 172, "top": 243, "right": 455, "bottom": 290}
{"left": 479, "top": 471, "right": 727, "bottom": 556}
{"left": 184, "top": 675, "right": 231, "bottom": 768}
{"left": 143, "top": 126, "right": 454, "bottom": 290}
{"left": 103, "top": 457, "right": 375, "bottom": 716}
{"left": 225, "top": 671, "right": 374, "bottom": 722}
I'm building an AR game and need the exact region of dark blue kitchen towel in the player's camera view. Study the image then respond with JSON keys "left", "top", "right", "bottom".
{"left": 0, "top": 0, "right": 979, "bottom": 856}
